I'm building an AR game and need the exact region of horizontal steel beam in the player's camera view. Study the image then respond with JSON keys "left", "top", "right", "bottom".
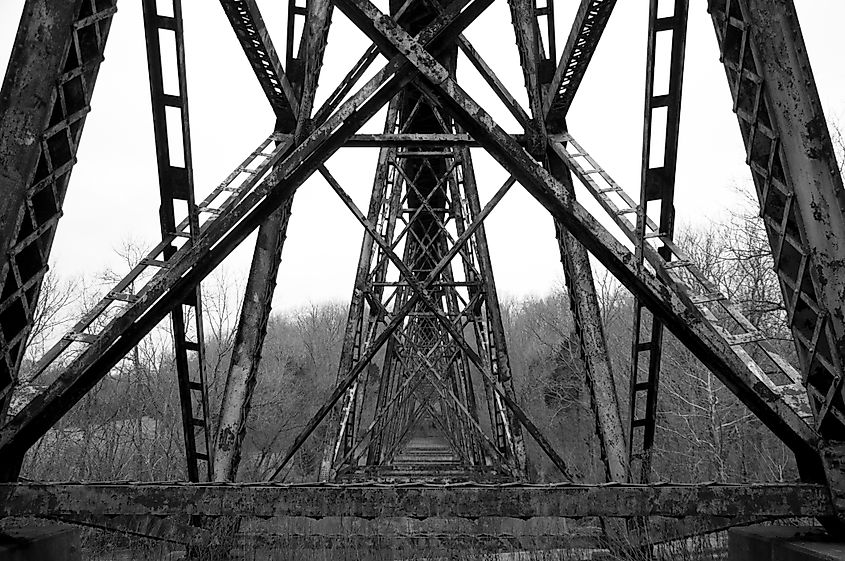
{"left": 235, "top": 532, "right": 602, "bottom": 552}
{"left": 0, "top": 483, "right": 830, "bottom": 519}
{"left": 240, "top": 517, "right": 602, "bottom": 550}
{"left": 335, "top": 133, "right": 526, "bottom": 146}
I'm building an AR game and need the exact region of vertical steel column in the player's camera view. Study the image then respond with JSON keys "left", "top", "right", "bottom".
{"left": 213, "top": 201, "right": 292, "bottom": 482}
{"left": 0, "top": 0, "right": 117, "bottom": 479}
{"left": 509, "top": 0, "right": 545, "bottom": 126}
{"left": 549, "top": 165, "right": 629, "bottom": 484}
{"left": 628, "top": 0, "right": 688, "bottom": 485}
{"left": 213, "top": 0, "right": 333, "bottom": 482}
{"left": 709, "top": 0, "right": 845, "bottom": 522}
{"left": 142, "top": 0, "right": 211, "bottom": 482}
{"left": 533, "top": 0, "right": 627, "bottom": 485}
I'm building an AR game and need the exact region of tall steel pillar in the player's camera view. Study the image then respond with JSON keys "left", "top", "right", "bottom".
{"left": 628, "top": 0, "right": 688, "bottom": 486}
{"left": 212, "top": 0, "right": 332, "bottom": 482}
{"left": 141, "top": 0, "right": 212, "bottom": 483}
{"left": 0, "top": 0, "right": 117, "bottom": 479}
{"left": 709, "top": 0, "right": 845, "bottom": 522}
{"left": 540, "top": 0, "right": 628, "bottom": 486}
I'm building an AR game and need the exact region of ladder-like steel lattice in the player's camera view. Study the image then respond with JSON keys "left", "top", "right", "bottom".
{"left": 553, "top": 134, "right": 814, "bottom": 426}
{"left": 141, "top": 0, "right": 212, "bottom": 482}
{"left": 709, "top": 0, "right": 845, "bottom": 439}
{"left": 627, "top": 0, "right": 689, "bottom": 485}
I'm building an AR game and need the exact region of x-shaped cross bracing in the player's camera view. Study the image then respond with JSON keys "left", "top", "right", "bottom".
{"left": 0, "top": 0, "right": 824, "bottom": 488}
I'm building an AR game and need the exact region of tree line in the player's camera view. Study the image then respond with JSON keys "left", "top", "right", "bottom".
{"left": 14, "top": 195, "right": 798, "bottom": 485}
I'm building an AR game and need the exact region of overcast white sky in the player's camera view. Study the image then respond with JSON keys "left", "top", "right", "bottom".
{"left": 1, "top": 1, "right": 844, "bottom": 313}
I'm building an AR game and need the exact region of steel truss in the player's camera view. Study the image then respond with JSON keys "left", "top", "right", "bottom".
{"left": 315, "top": 88, "right": 526, "bottom": 481}
{"left": 0, "top": 0, "right": 844, "bottom": 546}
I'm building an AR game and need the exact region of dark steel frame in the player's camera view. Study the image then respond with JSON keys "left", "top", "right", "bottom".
{"left": 0, "top": 0, "right": 842, "bottom": 539}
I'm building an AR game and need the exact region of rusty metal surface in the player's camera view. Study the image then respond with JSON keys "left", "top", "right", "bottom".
{"left": 142, "top": 0, "right": 212, "bottom": 483}
{"left": 709, "top": 0, "right": 845, "bottom": 444}
{"left": 0, "top": 0, "right": 116, "bottom": 436}
{"left": 219, "top": 0, "right": 299, "bottom": 127}
{"left": 0, "top": 482, "right": 830, "bottom": 519}
{"left": 238, "top": 516, "right": 603, "bottom": 550}
{"left": 213, "top": 0, "right": 332, "bottom": 483}
{"left": 213, "top": 202, "right": 292, "bottom": 482}
{"left": 549, "top": 158, "right": 628, "bottom": 486}
{"left": 628, "top": 0, "right": 688, "bottom": 486}
{"left": 544, "top": 0, "right": 616, "bottom": 129}
{"left": 55, "top": 514, "right": 602, "bottom": 549}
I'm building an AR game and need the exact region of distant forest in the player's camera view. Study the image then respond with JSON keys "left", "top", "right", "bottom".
{"left": 16, "top": 194, "right": 799, "bottom": 485}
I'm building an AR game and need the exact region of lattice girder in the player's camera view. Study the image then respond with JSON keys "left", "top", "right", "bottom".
{"left": 0, "top": 0, "right": 117, "bottom": 424}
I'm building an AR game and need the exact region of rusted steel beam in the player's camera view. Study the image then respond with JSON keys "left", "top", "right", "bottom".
{"left": 239, "top": 516, "right": 603, "bottom": 550}
{"left": 628, "top": 0, "right": 688, "bottom": 486}
{"left": 336, "top": 133, "right": 531, "bottom": 147}
{"left": 708, "top": 0, "right": 845, "bottom": 520}
{"left": 549, "top": 152, "right": 628, "bottom": 555}
{"left": 213, "top": 0, "right": 332, "bottom": 483}
{"left": 238, "top": 533, "right": 602, "bottom": 552}
{"left": 329, "top": 0, "right": 821, "bottom": 474}
{"left": 457, "top": 37, "right": 533, "bottom": 130}
{"left": 213, "top": 202, "right": 292, "bottom": 482}
{"left": 549, "top": 158, "right": 627, "bottom": 485}
{"left": 219, "top": 0, "right": 299, "bottom": 128}
{"left": 544, "top": 0, "right": 616, "bottom": 129}
{"left": 142, "top": 0, "right": 212, "bottom": 483}
{"left": 0, "top": 0, "right": 116, "bottom": 438}
{"left": 710, "top": 0, "right": 845, "bottom": 450}
{"left": 508, "top": 0, "right": 622, "bottom": 486}
{"left": 52, "top": 514, "right": 602, "bottom": 549}
{"left": 508, "top": 0, "right": 544, "bottom": 126}
{"left": 0, "top": 483, "right": 830, "bottom": 519}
